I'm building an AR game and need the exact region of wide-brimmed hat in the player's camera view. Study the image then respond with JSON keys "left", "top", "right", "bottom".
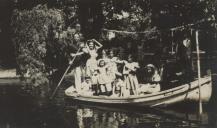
{"left": 145, "top": 64, "right": 156, "bottom": 74}
{"left": 145, "top": 64, "right": 155, "bottom": 68}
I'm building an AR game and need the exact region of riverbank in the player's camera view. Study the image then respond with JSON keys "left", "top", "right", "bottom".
{"left": 0, "top": 68, "right": 17, "bottom": 78}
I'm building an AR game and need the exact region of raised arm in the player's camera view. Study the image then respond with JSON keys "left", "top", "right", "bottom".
{"left": 85, "top": 43, "right": 90, "bottom": 52}
{"left": 91, "top": 39, "right": 103, "bottom": 49}
{"left": 70, "top": 52, "right": 84, "bottom": 57}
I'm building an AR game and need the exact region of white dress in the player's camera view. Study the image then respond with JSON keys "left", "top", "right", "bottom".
{"left": 86, "top": 49, "right": 98, "bottom": 76}
{"left": 123, "top": 62, "right": 139, "bottom": 95}
{"left": 97, "top": 66, "right": 110, "bottom": 85}
{"left": 107, "top": 57, "right": 119, "bottom": 82}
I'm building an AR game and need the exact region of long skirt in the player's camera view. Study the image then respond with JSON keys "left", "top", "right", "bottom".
{"left": 86, "top": 58, "right": 97, "bottom": 76}
{"left": 74, "top": 66, "right": 82, "bottom": 93}
{"left": 124, "top": 74, "right": 139, "bottom": 95}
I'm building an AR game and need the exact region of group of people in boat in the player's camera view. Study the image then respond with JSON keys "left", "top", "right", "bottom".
{"left": 69, "top": 39, "right": 162, "bottom": 97}
{"left": 61, "top": 22, "right": 194, "bottom": 97}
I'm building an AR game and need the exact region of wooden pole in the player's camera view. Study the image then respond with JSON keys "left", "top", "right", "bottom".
{"left": 195, "top": 30, "right": 203, "bottom": 115}
{"left": 50, "top": 48, "right": 81, "bottom": 99}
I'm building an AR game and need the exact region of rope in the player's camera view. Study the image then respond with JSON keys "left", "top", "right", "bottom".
{"left": 102, "top": 17, "right": 215, "bottom": 34}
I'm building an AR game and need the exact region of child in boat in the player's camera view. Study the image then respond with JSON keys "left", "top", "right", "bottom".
{"left": 139, "top": 64, "right": 161, "bottom": 94}
{"left": 96, "top": 59, "right": 112, "bottom": 95}
{"left": 91, "top": 69, "right": 99, "bottom": 95}
{"left": 80, "top": 76, "right": 94, "bottom": 95}
{"left": 123, "top": 54, "right": 140, "bottom": 95}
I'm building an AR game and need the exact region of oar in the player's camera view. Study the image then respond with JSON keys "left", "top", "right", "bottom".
{"left": 195, "top": 30, "right": 203, "bottom": 116}
{"left": 50, "top": 48, "right": 81, "bottom": 99}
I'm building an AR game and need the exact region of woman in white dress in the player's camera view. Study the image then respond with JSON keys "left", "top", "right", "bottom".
{"left": 85, "top": 39, "right": 102, "bottom": 77}
{"left": 70, "top": 39, "right": 102, "bottom": 93}
{"left": 123, "top": 54, "right": 140, "bottom": 95}
{"left": 107, "top": 50, "right": 118, "bottom": 82}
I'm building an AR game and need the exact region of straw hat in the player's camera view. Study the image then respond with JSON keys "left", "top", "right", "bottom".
{"left": 145, "top": 64, "right": 156, "bottom": 69}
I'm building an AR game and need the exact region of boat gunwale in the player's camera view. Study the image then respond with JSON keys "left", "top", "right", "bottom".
{"left": 66, "top": 75, "right": 211, "bottom": 101}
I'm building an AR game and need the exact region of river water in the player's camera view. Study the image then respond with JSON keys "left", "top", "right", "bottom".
{"left": 0, "top": 74, "right": 217, "bottom": 128}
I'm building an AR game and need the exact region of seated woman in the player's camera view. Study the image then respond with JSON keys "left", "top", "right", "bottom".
{"left": 139, "top": 64, "right": 161, "bottom": 94}
{"left": 80, "top": 76, "right": 94, "bottom": 96}
{"left": 65, "top": 85, "right": 77, "bottom": 96}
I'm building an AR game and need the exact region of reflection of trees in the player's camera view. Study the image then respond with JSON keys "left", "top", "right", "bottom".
{"left": 74, "top": 108, "right": 145, "bottom": 128}
{"left": 70, "top": 106, "right": 214, "bottom": 128}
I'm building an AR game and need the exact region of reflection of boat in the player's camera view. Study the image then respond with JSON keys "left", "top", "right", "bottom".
{"left": 65, "top": 75, "right": 212, "bottom": 107}
{"left": 66, "top": 102, "right": 204, "bottom": 125}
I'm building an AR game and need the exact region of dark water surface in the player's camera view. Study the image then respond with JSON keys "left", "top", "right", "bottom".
{"left": 0, "top": 74, "right": 217, "bottom": 128}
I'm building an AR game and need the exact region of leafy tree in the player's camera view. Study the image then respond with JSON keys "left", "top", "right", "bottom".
{"left": 99, "top": 0, "right": 157, "bottom": 49}
{"left": 11, "top": 5, "right": 64, "bottom": 96}
{"left": 10, "top": 0, "right": 217, "bottom": 97}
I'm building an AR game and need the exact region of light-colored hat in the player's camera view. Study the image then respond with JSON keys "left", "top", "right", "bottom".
{"left": 146, "top": 64, "right": 155, "bottom": 68}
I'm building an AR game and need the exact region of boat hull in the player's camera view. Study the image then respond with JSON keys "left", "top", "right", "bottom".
{"left": 65, "top": 76, "right": 212, "bottom": 107}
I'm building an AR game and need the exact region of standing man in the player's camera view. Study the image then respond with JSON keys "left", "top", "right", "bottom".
{"left": 70, "top": 23, "right": 85, "bottom": 93}
{"left": 176, "top": 34, "right": 193, "bottom": 82}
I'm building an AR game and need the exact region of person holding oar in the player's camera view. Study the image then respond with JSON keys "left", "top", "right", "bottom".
{"left": 70, "top": 39, "right": 103, "bottom": 94}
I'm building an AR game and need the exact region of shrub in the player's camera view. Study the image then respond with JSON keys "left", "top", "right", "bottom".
{"left": 11, "top": 5, "right": 64, "bottom": 93}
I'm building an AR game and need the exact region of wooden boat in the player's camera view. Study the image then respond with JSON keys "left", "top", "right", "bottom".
{"left": 65, "top": 75, "right": 212, "bottom": 107}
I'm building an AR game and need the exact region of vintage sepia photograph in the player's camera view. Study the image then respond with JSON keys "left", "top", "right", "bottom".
{"left": 0, "top": 0, "right": 217, "bottom": 127}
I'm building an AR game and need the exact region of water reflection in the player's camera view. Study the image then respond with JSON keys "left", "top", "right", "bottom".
{"left": 0, "top": 97, "right": 217, "bottom": 128}
{"left": 62, "top": 73, "right": 217, "bottom": 128}
{"left": 0, "top": 79, "right": 217, "bottom": 128}
{"left": 64, "top": 104, "right": 214, "bottom": 128}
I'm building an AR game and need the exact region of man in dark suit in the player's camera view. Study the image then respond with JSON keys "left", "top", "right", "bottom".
{"left": 176, "top": 34, "right": 193, "bottom": 82}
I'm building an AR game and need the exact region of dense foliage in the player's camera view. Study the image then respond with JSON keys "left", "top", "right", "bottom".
{"left": 11, "top": 5, "right": 64, "bottom": 91}
{"left": 100, "top": 0, "right": 157, "bottom": 42}
{"left": 10, "top": 0, "right": 217, "bottom": 96}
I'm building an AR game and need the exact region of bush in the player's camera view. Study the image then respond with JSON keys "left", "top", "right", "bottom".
{"left": 11, "top": 5, "right": 64, "bottom": 92}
